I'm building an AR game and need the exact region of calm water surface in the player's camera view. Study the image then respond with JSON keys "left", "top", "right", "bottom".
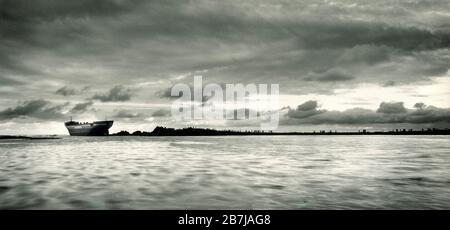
{"left": 0, "top": 135, "right": 449, "bottom": 209}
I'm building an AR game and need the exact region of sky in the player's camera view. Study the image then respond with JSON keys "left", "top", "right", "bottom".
{"left": 0, "top": 0, "right": 449, "bottom": 135}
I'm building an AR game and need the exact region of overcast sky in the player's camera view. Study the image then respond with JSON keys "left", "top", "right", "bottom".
{"left": 0, "top": 0, "right": 449, "bottom": 134}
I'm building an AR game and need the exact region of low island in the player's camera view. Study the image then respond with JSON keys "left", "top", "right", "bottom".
{"left": 111, "top": 126, "right": 450, "bottom": 136}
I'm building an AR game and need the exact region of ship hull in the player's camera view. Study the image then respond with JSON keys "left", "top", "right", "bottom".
{"left": 65, "top": 121, "right": 113, "bottom": 136}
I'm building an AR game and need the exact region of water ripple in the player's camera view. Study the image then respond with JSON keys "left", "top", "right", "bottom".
{"left": 0, "top": 135, "right": 449, "bottom": 209}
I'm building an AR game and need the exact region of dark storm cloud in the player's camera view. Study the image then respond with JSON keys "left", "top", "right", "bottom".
{"left": 0, "top": 99, "right": 67, "bottom": 120}
{"left": 225, "top": 108, "right": 261, "bottom": 120}
{"left": 0, "top": 0, "right": 449, "bottom": 107}
{"left": 284, "top": 101, "right": 450, "bottom": 125}
{"left": 305, "top": 69, "right": 354, "bottom": 82}
{"left": 291, "top": 21, "right": 450, "bottom": 51}
{"left": 377, "top": 102, "right": 407, "bottom": 114}
{"left": 337, "top": 45, "right": 392, "bottom": 65}
{"left": 69, "top": 101, "right": 93, "bottom": 114}
{"left": 55, "top": 86, "right": 77, "bottom": 96}
{"left": 0, "top": 0, "right": 146, "bottom": 85}
{"left": 414, "top": 102, "right": 426, "bottom": 110}
{"left": 0, "top": 0, "right": 141, "bottom": 18}
{"left": 287, "top": 100, "right": 326, "bottom": 119}
{"left": 55, "top": 86, "right": 91, "bottom": 96}
{"left": 2, "top": 1, "right": 449, "bottom": 78}
{"left": 296, "top": 101, "right": 319, "bottom": 111}
{"left": 0, "top": 0, "right": 143, "bottom": 42}
{"left": 92, "top": 85, "right": 133, "bottom": 102}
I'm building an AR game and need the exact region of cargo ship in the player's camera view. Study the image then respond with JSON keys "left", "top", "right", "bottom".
{"left": 64, "top": 119, "right": 113, "bottom": 136}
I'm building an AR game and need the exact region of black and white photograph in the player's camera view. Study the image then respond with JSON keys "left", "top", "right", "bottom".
{"left": 0, "top": 0, "right": 449, "bottom": 227}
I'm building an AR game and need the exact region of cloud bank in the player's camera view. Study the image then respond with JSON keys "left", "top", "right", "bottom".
{"left": 0, "top": 100, "right": 67, "bottom": 120}
{"left": 283, "top": 101, "right": 450, "bottom": 125}
{"left": 92, "top": 86, "right": 133, "bottom": 102}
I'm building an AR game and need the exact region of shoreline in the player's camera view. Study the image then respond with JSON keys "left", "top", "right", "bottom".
{"left": 0, "top": 135, "right": 61, "bottom": 140}
{"left": 3, "top": 127, "right": 449, "bottom": 138}
{"left": 110, "top": 126, "right": 450, "bottom": 136}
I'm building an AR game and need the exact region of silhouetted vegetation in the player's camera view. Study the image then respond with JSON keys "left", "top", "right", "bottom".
{"left": 111, "top": 126, "right": 450, "bottom": 136}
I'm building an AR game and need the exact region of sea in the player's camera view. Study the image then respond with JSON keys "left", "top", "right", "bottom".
{"left": 0, "top": 135, "right": 449, "bottom": 209}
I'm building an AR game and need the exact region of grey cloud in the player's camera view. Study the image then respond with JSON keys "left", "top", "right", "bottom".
{"left": 92, "top": 85, "right": 132, "bottom": 102}
{"left": 152, "top": 109, "right": 171, "bottom": 117}
{"left": 284, "top": 101, "right": 450, "bottom": 125}
{"left": 1, "top": 1, "right": 449, "bottom": 87}
{"left": 0, "top": 99, "right": 67, "bottom": 120}
{"left": 337, "top": 45, "right": 392, "bottom": 65}
{"left": 226, "top": 108, "right": 260, "bottom": 120}
{"left": 0, "top": 46, "right": 44, "bottom": 77}
{"left": 158, "top": 84, "right": 217, "bottom": 103}
{"left": 157, "top": 87, "right": 179, "bottom": 99}
{"left": 113, "top": 109, "right": 146, "bottom": 118}
{"left": 294, "top": 21, "right": 450, "bottom": 52}
{"left": 55, "top": 86, "right": 91, "bottom": 96}
{"left": 0, "top": 0, "right": 449, "bottom": 110}
{"left": 414, "top": 102, "right": 426, "bottom": 110}
{"left": 406, "top": 104, "right": 450, "bottom": 123}
{"left": 0, "top": 0, "right": 146, "bottom": 86}
{"left": 0, "top": 75, "right": 23, "bottom": 86}
{"left": 55, "top": 86, "right": 77, "bottom": 96}
{"left": 0, "top": 0, "right": 144, "bottom": 42}
{"left": 297, "top": 101, "right": 319, "bottom": 111}
{"left": 0, "top": 0, "right": 142, "bottom": 18}
{"left": 70, "top": 101, "right": 93, "bottom": 114}
{"left": 285, "top": 108, "right": 379, "bottom": 125}
{"left": 377, "top": 102, "right": 407, "bottom": 114}
{"left": 81, "top": 86, "right": 91, "bottom": 92}
{"left": 305, "top": 69, "right": 354, "bottom": 82}
{"left": 287, "top": 100, "right": 326, "bottom": 119}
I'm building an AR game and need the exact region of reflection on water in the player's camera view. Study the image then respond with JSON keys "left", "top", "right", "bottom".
{"left": 0, "top": 135, "right": 449, "bottom": 209}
